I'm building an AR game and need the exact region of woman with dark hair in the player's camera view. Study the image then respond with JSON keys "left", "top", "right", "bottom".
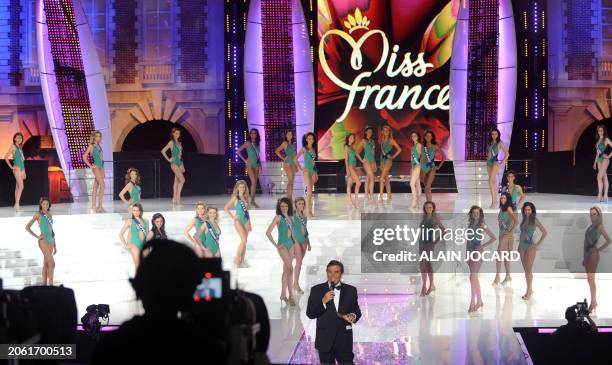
{"left": 501, "top": 170, "right": 524, "bottom": 211}
{"left": 345, "top": 133, "right": 364, "bottom": 208}
{"left": 118, "top": 168, "right": 142, "bottom": 209}
{"left": 147, "top": 213, "right": 167, "bottom": 241}
{"left": 266, "top": 197, "right": 298, "bottom": 306}
{"left": 25, "top": 197, "right": 57, "bottom": 285}
{"left": 420, "top": 130, "right": 445, "bottom": 203}
{"left": 183, "top": 202, "right": 208, "bottom": 258}
{"left": 583, "top": 206, "right": 611, "bottom": 312}
{"left": 275, "top": 129, "right": 298, "bottom": 199}
{"left": 194, "top": 206, "right": 222, "bottom": 258}
{"left": 292, "top": 197, "right": 310, "bottom": 294}
{"left": 237, "top": 128, "right": 262, "bottom": 207}
{"left": 419, "top": 201, "right": 445, "bottom": 296}
{"left": 224, "top": 180, "right": 252, "bottom": 267}
{"left": 486, "top": 128, "right": 509, "bottom": 208}
{"left": 466, "top": 206, "right": 495, "bottom": 312}
{"left": 378, "top": 125, "right": 401, "bottom": 204}
{"left": 161, "top": 127, "right": 186, "bottom": 205}
{"left": 119, "top": 203, "right": 149, "bottom": 268}
{"left": 4, "top": 132, "right": 26, "bottom": 211}
{"left": 593, "top": 124, "right": 612, "bottom": 202}
{"left": 82, "top": 130, "right": 106, "bottom": 212}
{"left": 296, "top": 132, "right": 318, "bottom": 217}
{"left": 492, "top": 192, "right": 518, "bottom": 286}
{"left": 410, "top": 132, "right": 423, "bottom": 208}
{"left": 518, "top": 202, "right": 547, "bottom": 300}
{"left": 359, "top": 127, "right": 377, "bottom": 204}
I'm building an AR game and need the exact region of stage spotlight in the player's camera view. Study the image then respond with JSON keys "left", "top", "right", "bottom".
{"left": 81, "top": 304, "right": 110, "bottom": 338}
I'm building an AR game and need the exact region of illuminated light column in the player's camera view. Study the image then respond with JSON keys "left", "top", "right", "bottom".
{"left": 37, "top": 0, "right": 112, "bottom": 200}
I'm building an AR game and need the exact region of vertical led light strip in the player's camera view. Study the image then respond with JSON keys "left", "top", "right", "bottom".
{"left": 42, "top": 0, "right": 95, "bottom": 169}
{"left": 260, "top": 0, "right": 296, "bottom": 160}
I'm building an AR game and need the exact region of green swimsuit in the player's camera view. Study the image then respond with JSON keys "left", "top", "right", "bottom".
{"left": 364, "top": 140, "right": 375, "bottom": 163}
{"left": 466, "top": 224, "right": 482, "bottom": 252}
{"left": 130, "top": 183, "right": 141, "bottom": 204}
{"left": 195, "top": 217, "right": 207, "bottom": 244}
{"left": 235, "top": 198, "right": 250, "bottom": 225}
{"left": 13, "top": 145, "right": 25, "bottom": 171}
{"left": 285, "top": 143, "right": 296, "bottom": 166}
{"left": 247, "top": 143, "right": 260, "bottom": 168}
{"left": 171, "top": 141, "right": 183, "bottom": 167}
{"left": 597, "top": 140, "right": 606, "bottom": 162}
{"left": 419, "top": 216, "right": 437, "bottom": 248}
{"left": 304, "top": 148, "right": 316, "bottom": 175}
{"left": 130, "top": 218, "right": 149, "bottom": 250}
{"left": 421, "top": 145, "right": 435, "bottom": 173}
{"left": 92, "top": 144, "right": 104, "bottom": 169}
{"left": 347, "top": 146, "right": 357, "bottom": 167}
{"left": 411, "top": 146, "right": 421, "bottom": 168}
{"left": 204, "top": 220, "right": 221, "bottom": 255}
{"left": 277, "top": 215, "right": 294, "bottom": 249}
{"left": 498, "top": 211, "right": 512, "bottom": 236}
{"left": 292, "top": 214, "right": 308, "bottom": 244}
{"left": 584, "top": 224, "right": 600, "bottom": 259}
{"left": 487, "top": 143, "right": 499, "bottom": 167}
{"left": 39, "top": 211, "right": 55, "bottom": 244}
{"left": 380, "top": 139, "right": 392, "bottom": 165}
{"left": 518, "top": 222, "right": 536, "bottom": 252}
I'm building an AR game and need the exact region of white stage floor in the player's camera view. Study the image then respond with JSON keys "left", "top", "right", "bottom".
{"left": 1, "top": 192, "right": 611, "bottom": 364}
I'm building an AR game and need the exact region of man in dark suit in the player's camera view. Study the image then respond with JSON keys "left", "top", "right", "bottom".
{"left": 306, "top": 260, "right": 362, "bottom": 364}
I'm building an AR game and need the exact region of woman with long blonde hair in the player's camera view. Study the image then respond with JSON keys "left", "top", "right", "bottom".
{"left": 82, "top": 130, "right": 105, "bottom": 212}
{"left": 118, "top": 168, "right": 141, "bottom": 209}
{"left": 378, "top": 125, "right": 401, "bottom": 204}
{"left": 224, "top": 180, "right": 252, "bottom": 267}
{"left": 583, "top": 206, "right": 612, "bottom": 312}
{"left": 194, "top": 206, "right": 222, "bottom": 258}
{"left": 184, "top": 202, "right": 208, "bottom": 257}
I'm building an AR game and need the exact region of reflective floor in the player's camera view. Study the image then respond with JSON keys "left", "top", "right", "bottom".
{"left": 1, "top": 192, "right": 611, "bottom": 364}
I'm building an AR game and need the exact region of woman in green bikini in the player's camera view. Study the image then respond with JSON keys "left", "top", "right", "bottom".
{"left": 194, "top": 206, "right": 222, "bottom": 258}
{"left": 224, "top": 180, "right": 252, "bottom": 267}
{"left": 25, "top": 197, "right": 57, "bottom": 285}
{"left": 517, "top": 202, "right": 547, "bottom": 301}
{"left": 493, "top": 192, "right": 518, "bottom": 286}
{"left": 420, "top": 130, "right": 445, "bottom": 203}
{"left": 593, "top": 125, "right": 612, "bottom": 202}
{"left": 184, "top": 202, "right": 208, "bottom": 258}
{"left": 583, "top": 206, "right": 611, "bottom": 312}
{"left": 237, "top": 129, "right": 262, "bottom": 207}
{"left": 4, "top": 132, "right": 26, "bottom": 211}
{"left": 344, "top": 133, "right": 364, "bottom": 208}
{"left": 266, "top": 197, "right": 297, "bottom": 306}
{"left": 82, "top": 130, "right": 106, "bottom": 212}
{"left": 161, "top": 127, "right": 186, "bottom": 205}
{"left": 359, "top": 127, "right": 377, "bottom": 204}
{"left": 378, "top": 125, "right": 401, "bottom": 204}
{"left": 118, "top": 168, "right": 141, "bottom": 209}
{"left": 275, "top": 129, "right": 298, "bottom": 199}
{"left": 296, "top": 132, "right": 318, "bottom": 217}
{"left": 486, "top": 128, "right": 509, "bottom": 208}
{"left": 410, "top": 132, "right": 423, "bottom": 209}
{"left": 292, "top": 197, "right": 310, "bottom": 294}
{"left": 119, "top": 203, "right": 149, "bottom": 268}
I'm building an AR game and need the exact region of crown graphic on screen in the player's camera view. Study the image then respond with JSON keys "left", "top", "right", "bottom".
{"left": 343, "top": 8, "right": 370, "bottom": 34}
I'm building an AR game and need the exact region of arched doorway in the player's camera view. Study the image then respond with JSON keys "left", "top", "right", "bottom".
{"left": 121, "top": 120, "right": 197, "bottom": 152}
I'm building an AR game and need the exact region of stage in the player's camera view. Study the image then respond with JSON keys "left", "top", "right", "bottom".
{"left": 1, "top": 193, "right": 611, "bottom": 364}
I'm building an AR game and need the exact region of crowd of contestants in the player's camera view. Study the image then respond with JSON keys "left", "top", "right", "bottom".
{"left": 4, "top": 124, "right": 612, "bottom": 313}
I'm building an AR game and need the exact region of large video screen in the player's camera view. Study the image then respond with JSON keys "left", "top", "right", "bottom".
{"left": 316, "top": 0, "right": 457, "bottom": 161}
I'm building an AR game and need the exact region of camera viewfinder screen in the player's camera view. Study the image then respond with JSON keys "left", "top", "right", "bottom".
{"left": 193, "top": 277, "right": 222, "bottom": 300}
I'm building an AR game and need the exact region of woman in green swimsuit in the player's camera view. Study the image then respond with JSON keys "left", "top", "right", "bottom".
{"left": 583, "top": 206, "right": 611, "bottom": 312}
{"left": 593, "top": 125, "right": 612, "bottom": 202}
{"left": 118, "top": 168, "right": 142, "bottom": 210}
{"left": 184, "top": 202, "right": 208, "bottom": 257}
{"left": 518, "top": 202, "right": 547, "bottom": 300}
{"left": 359, "top": 127, "right": 377, "bottom": 204}
{"left": 466, "top": 206, "right": 495, "bottom": 312}
{"left": 378, "top": 125, "right": 401, "bottom": 204}
{"left": 493, "top": 192, "right": 518, "bottom": 286}
{"left": 420, "top": 130, "right": 445, "bottom": 203}
{"left": 275, "top": 129, "right": 298, "bottom": 199}
{"left": 486, "top": 128, "right": 509, "bottom": 208}
{"left": 4, "top": 132, "right": 26, "bottom": 211}
{"left": 501, "top": 170, "right": 524, "bottom": 211}
{"left": 344, "top": 133, "right": 364, "bottom": 208}
{"left": 237, "top": 129, "right": 262, "bottom": 207}
{"left": 119, "top": 203, "right": 149, "bottom": 268}
{"left": 419, "top": 201, "right": 445, "bottom": 296}
{"left": 224, "top": 180, "right": 252, "bottom": 267}
{"left": 194, "top": 206, "right": 222, "bottom": 258}
{"left": 296, "top": 132, "right": 319, "bottom": 217}
{"left": 161, "top": 127, "right": 186, "bottom": 205}
{"left": 410, "top": 132, "right": 423, "bottom": 209}
{"left": 25, "top": 197, "right": 57, "bottom": 285}
{"left": 266, "top": 197, "right": 297, "bottom": 306}
{"left": 82, "top": 130, "right": 106, "bottom": 212}
{"left": 292, "top": 197, "right": 310, "bottom": 294}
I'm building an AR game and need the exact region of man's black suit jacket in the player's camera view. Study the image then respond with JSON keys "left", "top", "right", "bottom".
{"left": 306, "top": 282, "right": 362, "bottom": 352}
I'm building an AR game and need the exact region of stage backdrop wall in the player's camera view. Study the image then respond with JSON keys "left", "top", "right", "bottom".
{"left": 316, "top": 0, "right": 456, "bottom": 161}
